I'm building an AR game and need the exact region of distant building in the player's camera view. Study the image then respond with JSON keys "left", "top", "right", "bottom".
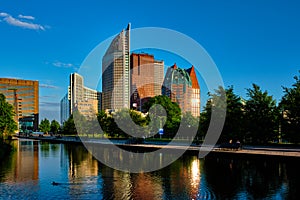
{"left": 60, "top": 73, "right": 101, "bottom": 124}
{"left": 130, "top": 53, "right": 164, "bottom": 110}
{"left": 185, "top": 66, "right": 200, "bottom": 117}
{"left": 0, "top": 78, "right": 39, "bottom": 132}
{"left": 102, "top": 24, "right": 130, "bottom": 112}
{"left": 60, "top": 93, "right": 70, "bottom": 124}
{"left": 162, "top": 64, "right": 193, "bottom": 114}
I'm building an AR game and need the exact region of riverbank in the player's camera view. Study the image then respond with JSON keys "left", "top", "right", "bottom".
{"left": 15, "top": 135, "right": 300, "bottom": 158}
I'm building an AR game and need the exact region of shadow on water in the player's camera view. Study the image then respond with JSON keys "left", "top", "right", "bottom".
{"left": 203, "top": 155, "right": 300, "bottom": 199}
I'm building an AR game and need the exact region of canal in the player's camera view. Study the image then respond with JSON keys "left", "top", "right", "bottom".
{"left": 0, "top": 139, "right": 299, "bottom": 199}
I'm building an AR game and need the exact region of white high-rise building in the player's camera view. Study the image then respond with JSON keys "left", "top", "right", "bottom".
{"left": 102, "top": 24, "right": 130, "bottom": 111}
{"left": 60, "top": 73, "right": 101, "bottom": 124}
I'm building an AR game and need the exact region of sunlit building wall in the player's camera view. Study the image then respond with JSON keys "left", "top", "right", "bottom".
{"left": 60, "top": 73, "right": 101, "bottom": 123}
{"left": 130, "top": 53, "right": 164, "bottom": 110}
{"left": 0, "top": 78, "right": 39, "bottom": 132}
{"left": 185, "top": 66, "right": 200, "bottom": 117}
{"left": 154, "top": 60, "right": 164, "bottom": 96}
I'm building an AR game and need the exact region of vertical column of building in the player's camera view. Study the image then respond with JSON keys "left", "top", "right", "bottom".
{"left": 123, "top": 23, "right": 130, "bottom": 108}
{"left": 33, "top": 80, "right": 39, "bottom": 131}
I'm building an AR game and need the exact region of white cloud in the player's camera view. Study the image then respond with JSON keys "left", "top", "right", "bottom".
{"left": 40, "top": 102, "right": 60, "bottom": 107}
{"left": 40, "top": 95, "right": 58, "bottom": 99}
{"left": 0, "top": 12, "right": 46, "bottom": 31}
{"left": 52, "top": 61, "right": 74, "bottom": 68}
{"left": 40, "top": 84, "right": 59, "bottom": 89}
{"left": 18, "top": 14, "right": 35, "bottom": 20}
{"left": 0, "top": 12, "right": 9, "bottom": 17}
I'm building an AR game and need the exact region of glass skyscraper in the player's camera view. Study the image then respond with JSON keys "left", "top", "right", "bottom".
{"left": 102, "top": 24, "right": 130, "bottom": 111}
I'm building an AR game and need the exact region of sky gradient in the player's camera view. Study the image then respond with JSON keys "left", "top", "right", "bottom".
{"left": 1, "top": 0, "right": 300, "bottom": 122}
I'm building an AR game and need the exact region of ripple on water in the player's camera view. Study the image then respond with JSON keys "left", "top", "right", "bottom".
{"left": 197, "top": 185, "right": 217, "bottom": 200}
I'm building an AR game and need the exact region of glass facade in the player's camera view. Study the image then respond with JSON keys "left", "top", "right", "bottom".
{"left": 102, "top": 24, "right": 130, "bottom": 111}
{"left": 162, "top": 64, "right": 194, "bottom": 114}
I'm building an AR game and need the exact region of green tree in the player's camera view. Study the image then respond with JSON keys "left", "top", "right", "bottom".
{"left": 97, "top": 110, "right": 112, "bottom": 136}
{"left": 100, "top": 109, "right": 148, "bottom": 138}
{"left": 62, "top": 115, "right": 77, "bottom": 135}
{"left": 39, "top": 118, "right": 50, "bottom": 134}
{"left": 279, "top": 72, "right": 300, "bottom": 143}
{"left": 0, "top": 94, "right": 17, "bottom": 138}
{"left": 50, "top": 120, "right": 60, "bottom": 134}
{"left": 198, "top": 86, "right": 231, "bottom": 143}
{"left": 143, "top": 95, "right": 181, "bottom": 138}
{"left": 181, "top": 111, "right": 199, "bottom": 141}
{"left": 244, "top": 84, "right": 279, "bottom": 144}
{"left": 221, "top": 86, "right": 244, "bottom": 143}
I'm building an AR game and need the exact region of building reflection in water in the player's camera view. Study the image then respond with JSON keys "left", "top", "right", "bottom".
{"left": 4, "top": 140, "right": 39, "bottom": 183}
{"left": 1, "top": 141, "right": 297, "bottom": 199}
{"left": 190, "top": 158, "right": 201, "bottom": 198}
{"left": 100, "top": 154, "right": 201, "bottom": 200}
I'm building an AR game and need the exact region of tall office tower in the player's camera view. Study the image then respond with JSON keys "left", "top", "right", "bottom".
{"left": 102, "top": 24, "right": 130, "bottom": 111}
{"left": 154, "top": 60, "right": 164, "bottom": 96}
{"left": 60, "top": 73, "right": 101, "bottom": 124}
{"left": 130, "top": 53, "right": 164, "bottom": 110}
{"left": 162, "top": 64, "right": 193, "bottom": 114}
{"left": 0, "top": 78, "right": 39, "bottom": 132}
{"left": 185, "top": 66, "right": 200, "bottom": 117}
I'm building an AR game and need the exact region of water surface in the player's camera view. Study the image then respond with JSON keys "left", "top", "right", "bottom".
{"left": 0, "top": 140, "right": 299, "bottom": 199}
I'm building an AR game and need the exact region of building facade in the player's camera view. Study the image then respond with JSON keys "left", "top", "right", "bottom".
{"left": 130, "top": 53, "right": 164, "bottom": 110}
{"left": 186, "top": 66, "right": 200, "bottom": 117}
{"left": 60, "top": 93, "right": 70, "bottom": 124}
{"left": 60, "top": 73, "right": 101, "bottom": 124}
{"left": 0, "top": 78, "right": 39, "bottom": 132}
{"left": 154, "top": 60, "right": 164, "bottom": 96}
{"left": 162, "top": 64, "right": 193, "bottom": 114}
{"left": 102, "top": 24, "right": 130, "bottom": 112}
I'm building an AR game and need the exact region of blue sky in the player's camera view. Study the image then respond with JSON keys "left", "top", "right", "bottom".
{"left": 1, "top": 0, "right": 300, "bottom": 122}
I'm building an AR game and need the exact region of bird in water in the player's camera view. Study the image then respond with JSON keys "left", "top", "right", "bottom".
{"left": 52, "top": 181, "right": 59, "bottom": 186}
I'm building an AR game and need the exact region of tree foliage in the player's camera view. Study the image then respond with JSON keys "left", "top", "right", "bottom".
{"left": 143, "top": 95, "right": 181, "bottom": 138}
{"left": 199, "top": 86, "right": 243, "bottom": 143}
{"left": 62, "top": 115, "right": 77, "bottom": 135}
{"left": 279, "top": 72, "right": 300, "bottom": 143}
{"left": 39, "top": 118, "right": 50, "bottom": 134}
{"left": 244, "top": 84, "right": 278, "bottom": 144}
{"left": 0, "top": 93, "right": 17, "bottom": 138}
{"left": 221, "top": 86, "right": 244, "bottom": 143}
{"left": 50, "top": 120, "right": 60, "bottom": 134}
